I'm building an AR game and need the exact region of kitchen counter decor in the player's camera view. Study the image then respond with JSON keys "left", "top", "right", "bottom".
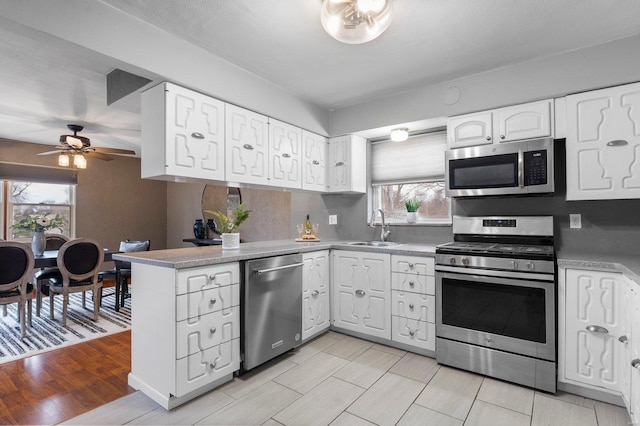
{"left": 204, "top": 203, "right": 252, "bottom": 250}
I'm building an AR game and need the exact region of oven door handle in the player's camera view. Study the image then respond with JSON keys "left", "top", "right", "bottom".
{"left": 436, "top": 265, "right": 554, "bottom": 282}
{"left": 518, "top": 149, "right": 525, "bottom": 188}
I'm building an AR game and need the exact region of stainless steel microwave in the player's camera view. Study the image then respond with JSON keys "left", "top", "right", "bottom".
{"left": 445, "top": 138, "right": 554, "bottom": 197}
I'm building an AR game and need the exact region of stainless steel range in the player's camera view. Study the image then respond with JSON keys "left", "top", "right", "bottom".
{"left": 435, "top": 215, "right": 556, "bottom": 392}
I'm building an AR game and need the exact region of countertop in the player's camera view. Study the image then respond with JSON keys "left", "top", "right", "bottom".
{"left": 557, "top": 251, "right": 640, "bottom": 283}
{"left": 113, "top": 239, "right": 438, "bottom": 269}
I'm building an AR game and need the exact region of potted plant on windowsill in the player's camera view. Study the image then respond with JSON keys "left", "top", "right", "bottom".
{"left": 204, "top": 203, "right": 252, "bottom": 250}
{"left": 405, "top": 199, "right": 421, "bottom": 224}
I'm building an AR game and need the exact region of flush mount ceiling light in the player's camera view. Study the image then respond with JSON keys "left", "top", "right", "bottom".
{"left": 390, "top": 128, "right": 409, "bottom": 142}
{"left": 320, "top": 0, "right": 393, "bottom": 44}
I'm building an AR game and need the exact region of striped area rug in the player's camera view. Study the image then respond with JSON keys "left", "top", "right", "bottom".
{"left": 0, "top": 291, "right": 131, "bottom": 364}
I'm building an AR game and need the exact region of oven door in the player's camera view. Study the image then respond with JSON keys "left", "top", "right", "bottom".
{"left": 436, "top": 270, "right": 555, "bottom": 361}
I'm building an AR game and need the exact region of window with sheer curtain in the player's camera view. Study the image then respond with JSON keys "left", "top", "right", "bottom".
{"left": 370, "top": 131, "right": 451, "bottom": 225}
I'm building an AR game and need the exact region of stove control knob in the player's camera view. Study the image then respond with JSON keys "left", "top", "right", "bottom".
{"left": 510, "top": 260, "right": 519, "bottom": 269}
{"left": 449, "top": 257, "right": 457, "bottom": 265}
{"left": 461, "top": 258, "right": 470, "bottom": 266}
{"left": 526, "top": 262, "right": 535, "bottom": 270}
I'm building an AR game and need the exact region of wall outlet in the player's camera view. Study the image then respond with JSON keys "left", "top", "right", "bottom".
{"left": 570, "top": 214, "right": 582, "bottom": 229}
{"left": 329, "top": 215, "right": 338, "bottom": 225}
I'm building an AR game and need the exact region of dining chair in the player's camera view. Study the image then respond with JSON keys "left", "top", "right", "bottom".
{"left": 41, "top": 238, "right": 103, "bottom": 326}
{"left": 0, "top": 242, "right": 35, "bottom": 338}
{"left": 99, "top": 240, "right": 150, "bottom": 311}
{"left": 34, "top": 234, "right": 70, "bottom": 317}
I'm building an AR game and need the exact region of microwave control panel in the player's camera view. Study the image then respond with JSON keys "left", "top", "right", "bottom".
{"left": 524, "top": 150, "right": 547, "bottom": 185}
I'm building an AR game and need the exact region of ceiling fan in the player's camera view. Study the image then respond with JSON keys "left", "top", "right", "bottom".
{"left": 37, "top": 124, "right": 137, "bottom": 162}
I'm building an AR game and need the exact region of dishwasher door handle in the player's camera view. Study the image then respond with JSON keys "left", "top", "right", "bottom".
{"left": 254, "top": 262, "right": 304, "bottom": 275}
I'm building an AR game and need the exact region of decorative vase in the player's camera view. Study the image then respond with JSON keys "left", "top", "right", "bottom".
{"left": 406, "top": 212, "right": 418, "bottom": 224}
{"left": 31, "top": 230, "right": 46, "bottom": 256}
{"left": 193, "top": 219, "right": 206, "bottom": 239}
{"left": 221, "top": 233, "right": 240, "bottom": 250}
{"left": 206, "top": 219, "right": 217, "bottom": 239}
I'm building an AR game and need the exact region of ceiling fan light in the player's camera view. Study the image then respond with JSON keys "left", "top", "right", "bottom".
{"left": 390, "top": 127, "right": 409, "bottom": 142}
{"left": 58, "top": 153, "right": 70, "bottom": 167}
{"left": 74, "top": 154, "right": 87, "bottom": 169}
{"left": 321, "top": 0, "right": 392, "bottom": 44}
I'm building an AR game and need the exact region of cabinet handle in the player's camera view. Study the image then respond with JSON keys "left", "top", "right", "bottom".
{"left": 633, "top": 359, "right": 640, "bottom": 369}
{"left": 409, "top": 303, "right": 414, "bottom": 310}
{"left": 210, "top": 327, "right": 217, "bottom": 334}
{"left": 209, "top": 361, "right": 217, "bottom": 369}
{"left": 409, "top": 331, "right": 415, "bottom": 337}
{"left": 408, "top": 263, "right": 414, "bottom": 268}
{"left": 209, "top": 274, "right": 216, "bottom": 282}
{"left": 210, "top": 298, "right": 217, "bottom": 305}
{"left": 500, "top": 135, "right": 506, "bottom": 140}
{"left": 282, "top": 153, "right": 291, "bottom": 158}
{"left": 619, "top": 335, "right": 628, "bottom": 344}
{"left": 409, "top": 281, "right": 415, "bottom": 287}
{"left": 311, "top": 290, "right": 319, "bottom": 297}
{"left": 586, "top": 325, "right": 609, "bottom": 334}
{"left": 355, "top": 289, "right": 366, "bottom": 296}
{"left": 607, "top": 139, "right": 628, "bottom": 147}
{"left": 312, "top": 160, "right": 320, "bottom": 165}
{"left": 191, "top": 132, "right": 205, "bottom": 139}
{"left": 335, "top": 161, "right": 344, "bottom": 166}
{"left": 243, "top": 144, "right": 254, "bottom": 150}
{"left": 486, "top": 136, "right": 491, "bottom": 141}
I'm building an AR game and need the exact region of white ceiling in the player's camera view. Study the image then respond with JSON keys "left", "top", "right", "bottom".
{"left": 1, "top": 0, "right": 640, "bottom": 153}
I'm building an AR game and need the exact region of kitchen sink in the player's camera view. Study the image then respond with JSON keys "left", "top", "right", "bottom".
{"left": 348, "top": 241, "right": 403, "bottom": 247}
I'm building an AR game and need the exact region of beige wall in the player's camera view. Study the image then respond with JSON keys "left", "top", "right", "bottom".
{"left": 0, "top": 139, "right": 167, "bottom": 251}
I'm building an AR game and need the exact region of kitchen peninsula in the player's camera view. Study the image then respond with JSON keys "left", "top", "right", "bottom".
{"left": 114, "top": 240, "right": 438, "bottom": 409}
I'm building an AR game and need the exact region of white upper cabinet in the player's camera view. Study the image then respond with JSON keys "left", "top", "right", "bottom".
{"left": 565, "top": 82, "right": 640, "bottom": 200}
{"left": 301, "top": 130, "right": 328, "bottom": 192}
{"left": 225, "top": 104, "right": 269, "bottom": 185}
{"left": 326, "top": 135, "right": 367, "bottom": 194}
{"left": 447, "top": 100, "right": 553, "bottom": 149}
{"left": 269, "top": 118, "right": 302, "bottom": 189}
{"left": 141, "top": 82, "right": 225, "bottom": 181}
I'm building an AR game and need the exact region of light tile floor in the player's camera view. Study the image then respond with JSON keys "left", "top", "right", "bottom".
{"left": 65, "top": 331, "right": 631, "bottom": 426}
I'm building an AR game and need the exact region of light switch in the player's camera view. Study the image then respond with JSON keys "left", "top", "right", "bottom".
{"left": 329, "top": 215, "right": 338, "bottom": 225}
{"left": 570, "top": 214, "right": 582, "bottom": 229}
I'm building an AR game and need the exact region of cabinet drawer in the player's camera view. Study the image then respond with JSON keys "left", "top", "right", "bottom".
{"left": 391, "top": 316, "right": 435, "bottom": 351}
{"left": 391, "top": 255, "right": 434, "bottom": 276}
{"left": 176, "top": 263, "right": 240, "bottom": 295}
{"left": 176, "top": 283, "right": 239, "bottom": 322}
{"left": 176, "top": 338, "right": 240, "bottom": 397}
{"left": 176, "top": 308, "right": 239, "bottom": 359}
{"left": 392, "top": 291, "right": 435, "bottom": 323}
{"left": 392, "top": 272, "right": 435, "bottom": 295}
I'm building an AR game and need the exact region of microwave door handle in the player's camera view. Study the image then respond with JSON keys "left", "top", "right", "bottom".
{"left": 518, "top": 150, "right": 524, "bottom": 188}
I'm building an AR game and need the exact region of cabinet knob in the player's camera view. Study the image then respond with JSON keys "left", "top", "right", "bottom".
{"left": 282, "top": 153, "right": 291, "bottom": 158}
{"left": 209, "top": 274, "right": 216, "bottom": 282}
{"left": 632, "top": 359, "right": 640, "bottom": 369}
{"left": 408, "top": 263, "right": 414, "bottom": 268}
{"left": 500, "top": 135, "right": 506, "bottom": 140}
{"left": 486, "top": 136, "right": 492, "bottom": 141}
{"left": 209, "top": 361, "right": 217, "bottom": 369}
{"left": 311, "top": 290, "right": 319, "bottom": 297}
{"left": 210, "top": 327, "right": 217, "bottom": 334}
{"left": 409, "top": 331, "right": 415, "bottom": 337}
{"left": 461, "top": 258, "right": 470, "bottom": 266}
{"left": 526, "top": 262, "right": 534, "bottom": 270}
{"left": 243, "top": 144, "right": 254, "bottom": 150}
{"left": 210, "top": 298, "right": 217, "bottom": 305}
{"left": 409, "top": 303, "right": 414, "bottom": 310}
{"left": 191, "top": 132, "right": 205, "bottom": 139}
{"left": 335, "top": 161, "right": 345, "bottom": 166}
{"left": 355, "top": 289, "right": 366, "bottom": 296}
{"left": 312, "top": 160, "right": 320, "bottom": 165}
{"left": 586, "top": 325, "right": 609, "bottom": 334}
{"left": 409, "top": 281, "right": 415, "bottom": 287}
{"left": 620, "top": 335, "right": 628, "bottom": 344}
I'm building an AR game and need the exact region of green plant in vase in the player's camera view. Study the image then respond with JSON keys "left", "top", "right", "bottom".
{"left": 204, "top": 203, "right": 252, "bottom": 249}
{"left": 405, "top": 199, "right": 421, "bottom": 224}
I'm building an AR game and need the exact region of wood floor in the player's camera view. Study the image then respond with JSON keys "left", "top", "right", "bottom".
{"left": 0, "top": 330, "right": 134, "bottom": 425}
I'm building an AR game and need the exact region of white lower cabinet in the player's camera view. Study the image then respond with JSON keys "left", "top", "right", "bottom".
{"left": 128, "top": 262, "right": 240, "bottom": 409}
{"left": 331, "top": 250, "right": 391, "bottom": 340}
{"left": 302, "top": 250, "right": 330, "bottom": 341}
{"left": 390, "top": 255, "right": 436, "bottom": 351}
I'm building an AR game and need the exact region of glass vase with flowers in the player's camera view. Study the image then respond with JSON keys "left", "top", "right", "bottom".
{"left": 11, "top": 212, "right": 66, "bottom": 255}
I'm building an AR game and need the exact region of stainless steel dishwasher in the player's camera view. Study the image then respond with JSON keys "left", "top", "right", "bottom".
{"left": 242, "top": 254, "right": 303, "bottom": 372}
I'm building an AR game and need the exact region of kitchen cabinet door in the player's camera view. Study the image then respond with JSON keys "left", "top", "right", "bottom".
{"left": 447, "top": 111, "right": 493, "bottom": 148}
{"left": 141, "top": 82, "right": 225, "bottom": 181}
{"left": 302, "top": 250, "right": 330, "bottom": 341}
{"left": 494, "top": 100, "right": 553, "bottom": 143}
{"left": 630, "top": 281, "right": 640, "bottom": 424}
{"left": 566, "top": 82, "right": 640, "bottom": 200}
{"left": 331, "top": 250, "right": 391, "bottom": 339}
{"left": 302, "top": 130, "right": 328, "bottom": 191}
{"left": 564, "top": 268, "right": 624, "bottom": 392}
{"left": 269, "top": 118, "right": 302, "bottom": 189}
{"left": 326, "top": 135, "right": 366, "bottom": 194}
{"left": 225, "top": 104, "right": 269, "bottom": 185}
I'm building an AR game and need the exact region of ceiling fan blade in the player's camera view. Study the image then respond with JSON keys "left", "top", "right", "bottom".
{"left": 84, "top": 151, "right": 113, "bottom": 161}
{"left": 91, "top": 147, "right": 136, "bottom": 155}
{"left": 37, "top": 149, "right": 67, "bottom": 156}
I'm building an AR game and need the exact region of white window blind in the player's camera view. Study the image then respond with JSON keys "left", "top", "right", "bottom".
{"left": 371, "top": 131, "right": 447, "bottom": 185}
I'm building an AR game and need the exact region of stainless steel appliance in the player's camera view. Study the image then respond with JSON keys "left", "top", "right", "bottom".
{"left": 445, "top": 138, "right": 554, "bottom": 197}
{"left": 436, "top": 216, "right": 556, "bottom": 392}
{"left": 242, "top": 254, "right": 303, "bottom": 371}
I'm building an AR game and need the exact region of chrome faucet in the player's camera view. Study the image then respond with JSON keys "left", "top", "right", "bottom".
{"left": 370, "top": 208, "right": 391, "bottom": 242}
